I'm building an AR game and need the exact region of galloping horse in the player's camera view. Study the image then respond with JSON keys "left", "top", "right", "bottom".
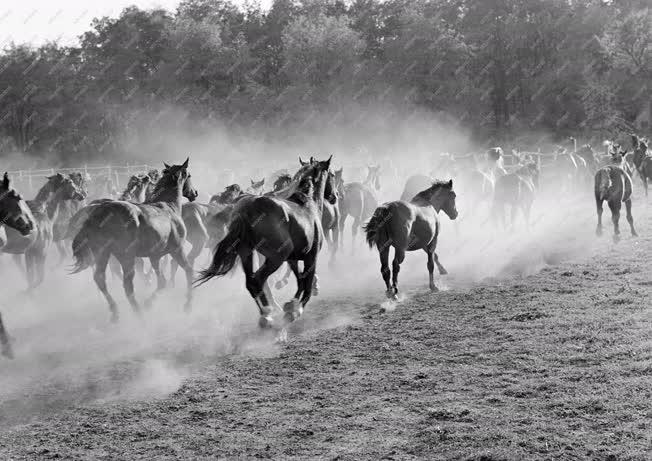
{"left": 51, "top": 172, "right": 88, "bottom": 265}
{"left": 339, "top": 165, "right": 380, "bottom": 251}
{"left": 2, "top": 174, "right": 85, "bottom": 289}
{"left": 631, "top": 136, "right": 652, "bottom": 197}
{"left": 364, "top": 180, "right": 458, "bottom": 299}
{"left": 197, "top": 157, "right": 335, "bottom": 331}
{"left": 1, "top": 172, "right": 36, "bottom": 358}
{"left": 72, "top": 159, "right": 198, "bottom": 321}
{"left": 595, "top": 150, "right": 637, "bottom": 241}
{"left": 492, "top": 156, "right": 540, "bottom": 229}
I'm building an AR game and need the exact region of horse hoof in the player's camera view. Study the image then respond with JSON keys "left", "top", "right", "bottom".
{"left": 613, "top": 234, "right": 621, "bottom": 243}
{"left": 275, "top": 328, "right": 288, "bottom": 343}
{"left": 430, "top": 285, "right": 439, "bottom": 292}
{"left": 385, "top": 290, "right": 394, "bottom": 299}
{"left": 258, "top": 315, "right": 274, "bottom": 329}
{"left": 183, "top": 303, "right": 192, "bottom": 314}
{"left": 438, "top": 268, "right": 448, "bottom": 276}
{"left": 110, "top": 313, "right": 119, "bottom": 324}
{"left": 632, "top": 231, "right": 639, "bottom": 237}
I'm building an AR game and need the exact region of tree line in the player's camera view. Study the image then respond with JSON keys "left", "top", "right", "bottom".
{"left": 0, "top": 0, "right": 649, "bottom": 164}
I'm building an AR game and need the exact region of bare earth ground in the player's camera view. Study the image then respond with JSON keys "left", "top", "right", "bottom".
{"left": 0, "top": 196, "right": 651, "bottom": 460}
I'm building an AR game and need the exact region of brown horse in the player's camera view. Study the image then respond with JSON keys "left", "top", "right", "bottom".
{"left": 364, "top": 180, "right": 458, "bottom": 299}
{"left": 492, "top": 157, "right": 540, "bottom": 229}
{"left": 631, "top": 136, "right": 652, "bottom": 197}
{"left": 72, "top": 159, "right": 198, "bottom": 321}
{"left": 3, "top": 174, "right": 86, "bottom": 289}
{"left": 1, "top": 172, "right": 36, "bottom": 359}
{"left": 595, "top": 151, "right": 637, "bottom": 242}
{"left": 247, "top": 178, "right": 266, "bottom": 195}
{"left": 197, "top": 157, "right": 335, "bottom": 332}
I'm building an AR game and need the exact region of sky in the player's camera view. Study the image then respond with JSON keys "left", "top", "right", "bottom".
{"left": 1, "top": 0, "right": 272, "bottom": 47}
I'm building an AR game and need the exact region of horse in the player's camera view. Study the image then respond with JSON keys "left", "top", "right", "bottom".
{"left": 51, "top": 172, "right": 88, "bottom": 265}
{"left": 247, "top": 178, "right": 266, "bottom": 195}
{"left": 492, "top": 157, "right": 540, "bottom": 229}
{"left": 0, "top": 172, "right": 36, "bottom": 358}
{"left": 576, "top": 144, "right": 600, "bottom": 174}
{"left": 631, "top": 136, "right": 652, "bottom": 197}
{"left": 339, "top": 166, "right": 380, "bottom": 252}
{"left": 595, "top": 151, "right": 637, "bottom": 242}
{"left": 2, "top": 174, "right": 86, "bottom": 289}
{"left": 197, "top": 157, "right": 335, "bottom": 332}
{"left": 71, "top": 159, "right": 198, "bottom": 321}
{"left": 364, "top": 180, "right": 458, "bottom": 299}
{"left": 210, "top": 184, "right": 243, "bottom": 205}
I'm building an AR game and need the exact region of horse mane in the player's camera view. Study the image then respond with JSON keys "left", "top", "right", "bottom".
{"left": 411, "top": 180, "right": 449, "bottom": 205}
{"left": 147, "top": 168, "right": 179, "bottom": 203}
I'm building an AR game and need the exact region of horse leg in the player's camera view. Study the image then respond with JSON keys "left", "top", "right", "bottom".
{"left": 169, "top": 258, "right": 178, "bottom": 288}
{"left": 144, "top": 256, "right": 166, "bottom": 308}
{"left": 625, "top": 199, "right": 637, "bottom": 237}
{"left": 275, "top": 263, "right": 293, "bottom": 290}
{"left": 285, "top": 255, "right": 317, "bottom": 324}
{"left": 94, "top": 250, "right": 118, "bottom": 322}
{"left": 351, "top": 217, "right": 360, "bottom": 254}
{"left": 55, "top": 240, "right": 67, "bottom": 266}
{"left": 595, "top": 198, "right": 603, "bottom": 237}
{"left": 434, "top": 252, "right": 447, "bottom": 275}
{"left": 241, "top": 251, "right": 273, "bottom": 327}
{"left": 169, "top": 249, "right": 194, "bottom": 312}
{"left": 391, "top": 248, "right": 406, "bottom": 297}
{"left": 378, "top": 244, "right": 392, "bottom": 298}
{"left": 426, "top": 250, "right": 438, "bottom": 292}
{"left": 109, "top": 255, "right": 122, "bottom": 280}
{"left": 0, "top": 312, "right": 14, "bottom": 359}
{"left": 136, "top": 258, "right": 152, "bottom": 285}
{"left": 608, "top": 200, "right": 621, "bottom": 242}
{"left": 23, "top": 253, "right": 34, "bottom": 289}
{"left": 330, "top": 219, "right": 339, "bottom": 267}
{"left": 117, "top": 255, "right": 140, "bottom": 316}
{"left": 34, "top": 251, "right": 47, "bottom": 288}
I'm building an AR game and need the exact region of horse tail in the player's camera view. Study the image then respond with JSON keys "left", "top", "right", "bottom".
{"left": 363, "top": 206, "right": 391, "bottom": 248}
{"left": 196, "top": 214, "right": 245, "bottom": 285}
{"left": 70, "top": 220, "right": 95, "bottom": 274}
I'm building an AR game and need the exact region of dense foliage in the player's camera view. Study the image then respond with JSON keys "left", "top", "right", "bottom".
{"left": 0, "top": 0, "right": 649, "bottom": 163}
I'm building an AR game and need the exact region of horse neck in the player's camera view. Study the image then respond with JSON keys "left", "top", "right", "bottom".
{"left": 312, "top": 172, "right": 328, "bottom": 213}
{"left": 411, "top": 190, "right": 437, "bottom": 210}
{"left": 147, "top": 178, "right": 183, "bottom": 210}
{"left": 46, "top": 188, "right": 69, "bottom": 221}
{"left": 33, "top": 182, "right": 53, "bottom": 204}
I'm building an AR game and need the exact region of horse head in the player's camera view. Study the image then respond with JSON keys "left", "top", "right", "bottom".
{"left": 273, "top": 174, "right": 292, "bottom": 192}
{"left": 430, "top": 179, "right": 458, "bottom": 220}
{"left": 0, "top": 172, "right": 35, "bottom": 236}
{"left": 293, "top": 155, "right": 333, "bottom": 202}
{"left": 161, "top": 158, "right": 198, "bottom": 202}
{"left": 55, "top": 174, "right": 86, "bottom": 202}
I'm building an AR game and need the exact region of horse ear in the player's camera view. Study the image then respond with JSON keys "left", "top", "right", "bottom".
{"left": 250, "top": 179, "right": 255, "bottom": 186}
{"left": 299, "top": 157, "right": 307, "bottom": 166}
{"left": 181, "top": 157, "right": 189, "bottom": 169}
{"left": 325, "top": 155, "right": 332, "bottom": 169}
{"left": 310, "top": 156, "right": 315, "bottom": 164}
{"left": 447, "top": 179, "right": 453, "bottom": 189}
{"left": 163, "top": 162, "right": 171, "bottom": 169}
{"left": 261, "top": 178, "right": 265, "bottom": 185}
{"left": 2, "top": 172, "right": 9, "bottom": 190}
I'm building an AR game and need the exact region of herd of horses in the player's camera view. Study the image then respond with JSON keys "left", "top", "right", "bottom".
{"left": 0, "top": 133, "right": 650, "bottom": 357}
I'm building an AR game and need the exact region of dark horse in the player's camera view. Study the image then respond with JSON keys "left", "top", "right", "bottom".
{"left": 197, "top": 157, "right": 335, "bottom": 332}
{"left": 72, "top": 159, "right": 198, "bottom": 321}
{"left": 364, "top": 180, "right": 458, "bottom": 299}
{"left": 2, "top": 174, "right": 85, "bottom": 289}
{"left": 594, "top": 150, "right": 637, "bottom": 242}
{"left": 631, "top": 135, "right": 652, "bottom": 197}
{"left": 1, "top": 172, "right": 36, "bottom": 358}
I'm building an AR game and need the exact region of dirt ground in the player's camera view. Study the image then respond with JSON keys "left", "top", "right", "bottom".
{"left": 0, "top": 194, "right": 651, "bottom": 460}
